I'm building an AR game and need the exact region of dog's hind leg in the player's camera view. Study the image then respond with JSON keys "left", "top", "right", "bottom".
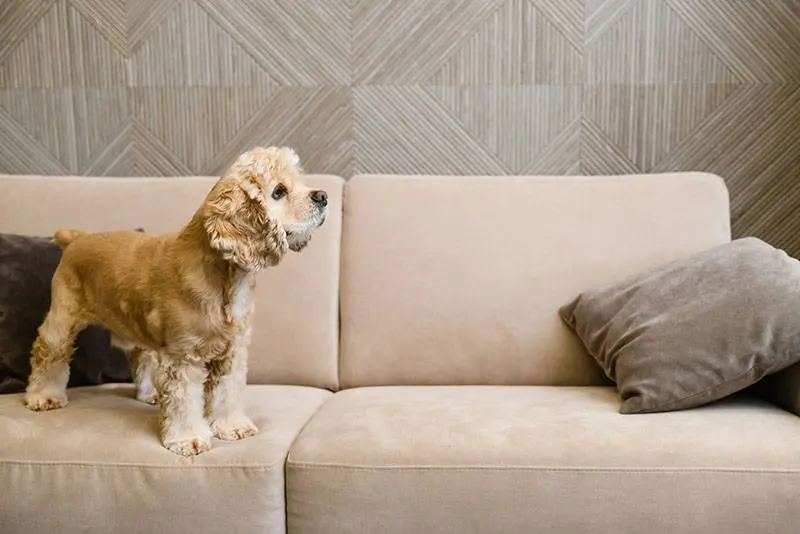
{"left": 24, "top": 273, "right": 87, "bottom": 411}
{"left": 205, "top": 330, "right": 258, "bottom": 441}
{"left": 128, "top": 347, "right": 158, "bottom": 405}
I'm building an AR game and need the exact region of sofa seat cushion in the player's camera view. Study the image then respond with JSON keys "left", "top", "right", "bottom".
{"left": 0, "top": 384, "right": 331, "bottom": 534}
{"left": 287, "top": 386, "right": 800, "bottom": 534}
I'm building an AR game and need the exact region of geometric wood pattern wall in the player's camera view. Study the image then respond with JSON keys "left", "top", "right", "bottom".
{"left": 1, "top": 0, "right": 799, "bottom": 254}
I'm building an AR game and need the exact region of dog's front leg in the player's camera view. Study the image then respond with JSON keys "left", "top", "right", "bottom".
{"left": 205, "top": 336, "right": 257, "bottom": 441}
{"left": 154, "top": 354, "right": 212, "bottom": 456}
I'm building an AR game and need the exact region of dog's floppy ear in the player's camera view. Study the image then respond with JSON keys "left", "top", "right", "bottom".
{"left": 203, "top": 177, "right": 288, "bottom": 270}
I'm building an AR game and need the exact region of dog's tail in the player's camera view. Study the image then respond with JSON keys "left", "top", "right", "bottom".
{"left": 53, "top": 228, "right": 87, "bottom": 248}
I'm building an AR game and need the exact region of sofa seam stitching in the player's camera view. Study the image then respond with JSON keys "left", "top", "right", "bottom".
{"left": 0, "top": 460, "right": 280, "bottom": 470}
{"left": 285, "top": 463, "right": 800, "bottom": 474}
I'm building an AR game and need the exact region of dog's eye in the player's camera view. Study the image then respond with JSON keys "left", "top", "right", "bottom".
{"left": 271, "top": 184, "right": 287, "bottom": 200}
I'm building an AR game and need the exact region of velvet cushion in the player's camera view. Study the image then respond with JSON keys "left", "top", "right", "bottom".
{"left": 559, "top": 237, "right": 800, "bottom": 413}
{"left": 0, "top": 232, "right": 132, "bottom": 394}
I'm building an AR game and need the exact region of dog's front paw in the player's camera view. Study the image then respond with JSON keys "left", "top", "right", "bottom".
{"left": 138, "top": 394, "right": 158, "bottom": 405}
{"left": 163, "top": 436, "right": 212, "bottom": 456}
{"left": 135, "top": 388, "right": 158, "bottom": 405}
{"left": 162, "top": 422, "right": 213, "bottom": 456}
{"left": 211, "top": 414, "right": 258, "bottom": 441}
{"left": 24, "top": 391, "right": 67, "bottom": 411}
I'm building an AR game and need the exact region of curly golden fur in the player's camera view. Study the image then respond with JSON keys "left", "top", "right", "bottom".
{"left": 23, "top": 146, "right": 328, "bottom": 456}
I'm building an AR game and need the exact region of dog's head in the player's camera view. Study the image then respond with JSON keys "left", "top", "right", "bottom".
{"left": 202, "top": 146, "right": 328, "bottom": 270}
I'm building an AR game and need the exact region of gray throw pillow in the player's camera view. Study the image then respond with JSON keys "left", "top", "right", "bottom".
{"left": 0, "top": 232, "right": 133, "bottom": 394}
{"left": 559, "top": 237, "right": 800, "bottom": 414}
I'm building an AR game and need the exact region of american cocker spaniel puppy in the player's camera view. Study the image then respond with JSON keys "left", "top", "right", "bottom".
{"left": 23, "top": 146, "right": 328, "bottom": 456}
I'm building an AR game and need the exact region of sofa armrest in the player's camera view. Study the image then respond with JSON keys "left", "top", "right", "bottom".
{"left": 754, "top": 362, "right": 800, "bottom": 416}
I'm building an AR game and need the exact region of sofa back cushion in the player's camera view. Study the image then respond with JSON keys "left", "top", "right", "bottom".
{"left": 0, "top": 174, "right": 342, "bottom": 390}
{"left": 339, "top": 173, "right": 731, "bottom": 388}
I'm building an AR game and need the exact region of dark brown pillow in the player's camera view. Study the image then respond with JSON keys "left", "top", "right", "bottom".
{"left": 559, "top": 237, "right": 800, "bottom": 414}
{"left": 0, "top": 232, "right": 133, "bottom": 394}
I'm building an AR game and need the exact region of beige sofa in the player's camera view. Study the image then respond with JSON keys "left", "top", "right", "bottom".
{"left": 1, "top": 171, "right": 799, "bottom": 534}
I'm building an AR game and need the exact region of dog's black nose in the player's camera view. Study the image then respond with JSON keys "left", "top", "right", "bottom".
{"left": 311, "top": 190, "right": 328, "bottom": 207}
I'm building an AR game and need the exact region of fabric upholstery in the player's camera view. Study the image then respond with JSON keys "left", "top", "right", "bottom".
{"left": 287, "top": 386, "right": 800, "bottom": 534}
{"left": 0, "top": 232, "right": 132, "bottom": 393}
{"left": 0, "top": 174, "right": 343, "bottom": 389}
{"left": 560, "top": 237, "right": 800, "bottom": 413}
{"left": 339, "top": 172, "right": 731, "bottom": 388}
{"left": 0, "top": 384, "right": 331, "bottom": 534}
